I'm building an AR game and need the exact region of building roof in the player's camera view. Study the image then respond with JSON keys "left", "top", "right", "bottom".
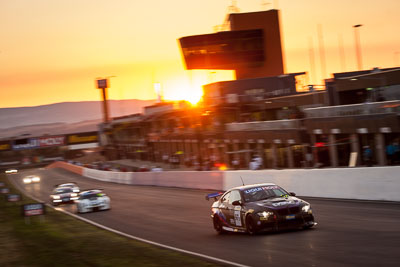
{"left": 334, "top": 68, "right": 400, "bottom": 92}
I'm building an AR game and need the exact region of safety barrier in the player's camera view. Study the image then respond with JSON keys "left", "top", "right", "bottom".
{"left": 47, "top": 161, "right": 84, "bottom": 176}
{"left": 83, "top": 167, "right": 224, "bottom": 190}
{"left": 50, "top": 162, "right": 400, "bottom": 202}
{"left": 224, "top": 167, "right": 400, "bottom": 202}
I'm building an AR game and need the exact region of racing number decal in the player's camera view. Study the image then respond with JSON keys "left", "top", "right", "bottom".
{"left": 234, "top": 206, "right": 242, "bottom": 226}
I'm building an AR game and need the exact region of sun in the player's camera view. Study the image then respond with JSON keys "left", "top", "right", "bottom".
{"left": 161, "top": 79, "right": 204, "bottom": 106}
{"left": 160, "top": 70, "right": 235, "bottom": 106}
{"left": 165, "top": 85, "right": 203, "bottom": 105}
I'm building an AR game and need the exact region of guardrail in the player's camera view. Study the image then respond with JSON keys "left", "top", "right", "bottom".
{"left": 304, "top": 100, "right": 400, "bottom": 118}
{"left": 226, "top": 119, "right": 302, "bottom": 131}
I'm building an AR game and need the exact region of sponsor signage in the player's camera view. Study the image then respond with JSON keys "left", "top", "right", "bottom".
{"left": 1, "top": 188, "right": 10, "bottom": 194}
{"left": 67, "top": 132, "right": 98, "bottom": 145}
{"left": 7, "top": 194, "right": 21, "bottom": 202}
{"left": 0, "top": 141, "right": 11, "bottom": 151}
{"left": 11, "top": 136, "right": 66, "bottom": 150}
{"left": 12, "top": 138, "right": 39, "bottom": 150}
{"left": 38, "top": 136, "right": 65, "bottom": 147}
{"left": 22, "top": 203, "right": 45, "bottom": 217}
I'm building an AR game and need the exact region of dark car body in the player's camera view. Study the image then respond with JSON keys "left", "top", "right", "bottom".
{"left": 50, "top": 187, "right": 79, "bottom": 206}
{"left": 208, "top": 183, "right": 316, "bottom": 234}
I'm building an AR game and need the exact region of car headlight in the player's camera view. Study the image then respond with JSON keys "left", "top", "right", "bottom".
{"left": 52, "top": 195, "right": 60, "bottom": 199}
{"left": 257, "top": 211, "right": 274, "bottom": 220}
{"left": 71, "top": 193, "right": 78, "bottom": 197}
{"left": 32, "top": 177, "right": 40, "bottom": 182}
{"left": 302, "top": 204, "right": 312, "bottom": 213}
{"left": 73, "top": 189, "right": 79, "bottom": 193}
{"left": 23, "top": 178, "right": 32, "bottom": 184}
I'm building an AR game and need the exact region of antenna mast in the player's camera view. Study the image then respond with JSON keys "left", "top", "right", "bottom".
{"left": 214, "top": 0, "right": 240, "bottom": 32}
{"left": 240, "top": 176, "right": 245, "bottom": 186}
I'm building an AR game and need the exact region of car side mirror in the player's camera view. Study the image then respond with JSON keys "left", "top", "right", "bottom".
{"left": 232, "top": 200, "right": 242, "bottom": 206}
{"left": 289, "top": 192, "right": 296, "bottom": 196}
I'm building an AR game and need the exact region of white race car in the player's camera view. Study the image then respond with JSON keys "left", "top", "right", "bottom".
{"left": 76, "top": 189, "right": 110, "bottom": 213}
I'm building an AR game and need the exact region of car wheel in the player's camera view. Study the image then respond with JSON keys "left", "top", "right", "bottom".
{"left": 246, "top": 215, "right": 258, "bottom": 235}
{"left": 213, "top": 215, "right": 225, "bottom": 234}
{"left": 303, "top": 222, "right": 315, "bottom": 229}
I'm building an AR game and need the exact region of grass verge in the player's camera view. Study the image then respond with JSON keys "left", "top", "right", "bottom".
{"left": 0, "top": 174, "right": 223, "bottom": 267}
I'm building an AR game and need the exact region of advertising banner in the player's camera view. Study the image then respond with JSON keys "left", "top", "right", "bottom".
{"left": 38, "top": 136, "right": 65, "bottom": 147}
{"left": 0, "top": 141, "right": 11, "bottom": 151}
{"left": 22, "top": 203, "right": 45, "bottom": 217}
{"left": 67, "top": 132, "right": 98, "bottom": 145}
{"left": 12, "top": 138, "right": 39, "bottom": 150}
{"left": 7, "top": 194, "right": 21, "bottom": 202}
{"left": 1, "top": 188, "right": 10, "bottom": 194}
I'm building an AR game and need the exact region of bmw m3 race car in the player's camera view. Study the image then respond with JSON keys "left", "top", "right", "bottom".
{"left": 76, "top": 189, "right": 110, "bottom": 213}
{"left": 207, "top": 183, "right": 316, "bottom": 235}
{"left": 50, "top": 186, "right": 79, "bottom": 206}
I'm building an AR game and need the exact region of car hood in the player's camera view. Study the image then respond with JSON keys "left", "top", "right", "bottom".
{"left": 249, "top": 196, "right": 303, "bottom": 210}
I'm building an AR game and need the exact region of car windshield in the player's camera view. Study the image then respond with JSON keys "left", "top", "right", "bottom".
{"left": 242, "top": 185, "right": 289, "bottom": 203}
{"left": 54, "top": 188, "right": 73, "bottom": 194}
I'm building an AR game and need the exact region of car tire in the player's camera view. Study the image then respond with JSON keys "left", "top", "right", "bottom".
{"left": 213, "top": 215, "right": 225, "bottom": 234}
{"left": 246, "top": 215, "right": 258, "bottom": 235}
{"left": 303, "top": 222, "right": 315, "bottom": 229}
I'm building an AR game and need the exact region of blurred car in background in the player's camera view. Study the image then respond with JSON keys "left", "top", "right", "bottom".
{"left": 50, "top": 186, "right": 79, "bottom": 206}
{"left": 76, "top": 189, "right": 110, "bottom": 213}
{"left": 5, "top": 169, "right": 18, "bottom": 174}
{"left": 55, "top": 182, "right": 80, "bottom": 193}
{"left": 23, "top": 175, "right": 41, "bottom": 184}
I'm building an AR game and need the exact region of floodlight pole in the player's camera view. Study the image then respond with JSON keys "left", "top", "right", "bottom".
{"left": 353, "top": 24, "right": 363, "bottom": 70}
{"left": 96, "top": 78, "right": 110, "bottom": 123}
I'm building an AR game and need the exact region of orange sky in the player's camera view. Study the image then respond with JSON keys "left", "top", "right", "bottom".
{"left": 1, "top": 0, "right": 399, "bottom": 108}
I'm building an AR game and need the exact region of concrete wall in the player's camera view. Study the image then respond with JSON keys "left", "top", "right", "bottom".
{"left": 47, "top": 161, "right": 83, "bottom": 175}
{"left": 50, "top": 161, "right": 400, "bottom": 202}
{"left": 224, "top": 167, "right": 400, "bottom": 202}
{"left": 83, "top": 168, "right": 224, "bottom": 190}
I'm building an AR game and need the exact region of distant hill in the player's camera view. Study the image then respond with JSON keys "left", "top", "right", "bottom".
{"left": 0, "top": 99, "right": 156, "bottom": 139}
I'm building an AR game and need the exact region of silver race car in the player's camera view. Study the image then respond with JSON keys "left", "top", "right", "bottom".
{"left": 76, "top": 189, "right": 111, "bottom": 213}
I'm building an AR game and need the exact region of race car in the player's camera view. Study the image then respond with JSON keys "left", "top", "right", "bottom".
{"left": 207, "top": 183, "right": 316, "bottom": 235}
{"left": 50, "top": 186, "right": 79, "bottom": 206}
{"left": 23, "top": 175, "right": 41, "bottom": 184}
{"left": 55, "top": 182, "right": 80, "bottom": 193}
{"left": 5, "top": 168, "right": 18, "bottom": 174}
{"left": 75, "top": 189, "right": 110, "bottom": 213}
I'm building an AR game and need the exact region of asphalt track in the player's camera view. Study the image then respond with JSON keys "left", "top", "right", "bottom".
{"left": 8, "top": 167, "right": 400, "bottom": 267}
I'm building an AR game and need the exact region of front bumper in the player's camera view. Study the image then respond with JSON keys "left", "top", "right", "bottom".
{"left": 52, "top": 196, "right": 78, "bottom": 204}
{"left": 255, "top": 213, "right": 315, "bottom": 232}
